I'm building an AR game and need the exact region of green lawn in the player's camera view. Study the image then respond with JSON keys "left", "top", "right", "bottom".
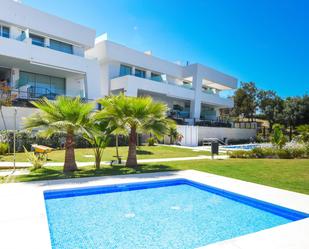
{"left": 5, "top": 158, "right": 309, "bottom": 195}
{"left": 0, "top": 145, "right": 210, "bottom": 162}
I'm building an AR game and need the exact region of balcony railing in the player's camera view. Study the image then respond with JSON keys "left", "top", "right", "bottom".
{"left": 0, "top": 86, "right": 89, "bottom": 107}
{"left": 116, "top": 73, "right": 194, "bottom": 90}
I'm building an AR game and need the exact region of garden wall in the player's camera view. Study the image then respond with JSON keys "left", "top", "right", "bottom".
{"left": 0, "top": 106, "right": 39, "bottom": 130}
{"left": 177, "top": 125, "right": 257, "bottom": 146}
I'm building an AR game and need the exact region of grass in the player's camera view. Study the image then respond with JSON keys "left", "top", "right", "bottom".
{"left": 4, "top": 158, "right": 309, "bottom": 195}
{"left": 0, "top": 145, "right": 210, "bottom": 162}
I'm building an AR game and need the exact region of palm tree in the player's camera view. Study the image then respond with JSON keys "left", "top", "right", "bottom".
{"left": 24, "top": 96, "right": 94, "bottom": 172}
{"left": 83, "top": 120, "right": 111, "bottom": 169}
{"left": 97, "top": 94, "right": 173, "bottom": 167}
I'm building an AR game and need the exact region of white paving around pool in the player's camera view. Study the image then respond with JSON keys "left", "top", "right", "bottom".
{"left": 0, "top": 170, "right": 308, "bottom": 249}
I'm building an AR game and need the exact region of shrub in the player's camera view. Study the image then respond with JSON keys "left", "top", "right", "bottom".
{"left": 24, "top": 147, "right": 46, "bottom": 169}
{"left": 0, "top": 142, "right": 8, "bottom": 155}
{"left": 147, "top": 137, "right": 157, "bottom": 146}
{"left": 296, "top": 125, "right": 309, "bottom": 144}
{"left": 228, "top": 150, "right": 254, "bottom": 158}
{"left": 271, "top": 124, "right": 286, "bottom": 149}
{"left": 230, "top": 146, "right": 308, "bottom": 159}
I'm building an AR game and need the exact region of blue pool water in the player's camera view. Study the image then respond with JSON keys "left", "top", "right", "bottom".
{"left": 222, "top": 144, "right": 260, "bottom": 150}
{"left": 44, "top": 179, "right": 307, "bottom": 249}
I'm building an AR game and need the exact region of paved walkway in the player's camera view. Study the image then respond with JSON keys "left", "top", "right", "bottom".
{"left": 0, "top": 155, "right": 229, "bottom": 169}
{"left": 1, "top": 170, "right": 308, "bottom": 249}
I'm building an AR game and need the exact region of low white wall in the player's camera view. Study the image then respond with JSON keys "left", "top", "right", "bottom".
{"left": 177, "top": 125, "right": 199, "bottom": 147}
{"left": 0, "top": 106, "right": 39, "bottom": 130}
{"left": 177, "top": 125, "right": 257, "bottom": 146}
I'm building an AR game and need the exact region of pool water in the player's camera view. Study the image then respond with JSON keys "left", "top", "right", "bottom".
{"left": 44, "top": 180, "right": 307, "bottom": 249}
{"left": 222, "top": 144, "right": 259, "bottom": 150}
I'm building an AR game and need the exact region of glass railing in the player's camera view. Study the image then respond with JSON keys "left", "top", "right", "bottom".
{"left": 116, "top": 74, "right": 194, "bottom": 90}
{"left": 202, "top": 88, "right": 217, "bottom": 95}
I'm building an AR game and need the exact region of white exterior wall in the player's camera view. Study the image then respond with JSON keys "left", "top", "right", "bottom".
{"left": 0, "top": 106, "right": 39, "bottom": 130}
{"left": 0, "top": 0, "right": 102, "bottom": 101}
{"left": 176, "top": 125, "right": 257, "bottom": 146}
{"left": 1, "top": 0, "right": 96, "bottom": 48}
{"left": 87, "top": 39, "right": 237, "bottom": 119}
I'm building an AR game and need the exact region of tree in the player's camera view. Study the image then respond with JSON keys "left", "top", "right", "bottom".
{"left": 271, "top": 124, "right": 286, "bottom": 149}
{"left": 24, "top": 96, "right": 94, "bottom": 172}
{"left": 296, "top": 125, "right": 309, "bottom": 144}
{"left": 257, "top": 90, "right": 284, "bottom": 132}
{"left": 83, "top": 120, "right": 111, "bottom": 169}
{"left": 168, "top": 127, "right": 183, "bottom": 145}
{"left": 97, "top": 94, "right": 173, "bottom": 167}
{"left": 282, "top": 97, "right": 303, "bottom": 141}
{"left": 232, "top": 82, "right": 258, "bottom": 121}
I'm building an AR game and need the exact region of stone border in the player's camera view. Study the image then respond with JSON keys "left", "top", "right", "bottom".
{"left": 0, "top": 170, "right": 308, "bottom": 249}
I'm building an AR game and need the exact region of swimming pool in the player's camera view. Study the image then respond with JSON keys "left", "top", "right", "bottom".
{"left": 222, "top": 144, "right": 260, "bottom": 150}
{"left": 44, "top": 179, "right": 308, "bottom": 249}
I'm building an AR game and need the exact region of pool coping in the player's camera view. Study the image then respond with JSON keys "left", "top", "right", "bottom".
{"left": 0, "top": 169, "right": 308, "bottom": 249}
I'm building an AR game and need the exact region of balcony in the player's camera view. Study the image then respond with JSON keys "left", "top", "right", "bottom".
{"left": 0, "top": 35, "right": 93, "bottom": 74}
{"left": 111, "top": 75, "right": 195, "bottom": 100}
{"left": 200, "top": 90, "right": 233, "bottom": 108}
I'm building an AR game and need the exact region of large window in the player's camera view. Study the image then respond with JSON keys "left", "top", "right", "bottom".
{"left": 119, "top": 64, "right": 132, "bottom": 76}
{"left": 19, "top": 71, "right": 65, "bottom": 99}
{"left": 0, "top": 25, "right": 10, "bottom": 38}
{"left": 151, "top": 72, "right": 163, "bottom": 82}
{"left": 135, "top": 68, "right": 146, "bottom": 78}
{"left": 29, "top": 33, "right": 45, "bottom": 47}
{"left": 50, "top": 39, "right": 73, "bottom": 54}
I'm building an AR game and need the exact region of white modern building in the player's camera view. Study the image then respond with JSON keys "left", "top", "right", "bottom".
{"left": 0, "top": 0, "right": 101, "bottom": 105}
{"left": 86, "top": 34, "right": 237, "bottom": 124}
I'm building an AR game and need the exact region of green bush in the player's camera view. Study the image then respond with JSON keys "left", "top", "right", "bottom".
{"left": 228, "top": 150, "right": 254, "bottom": 158}
{"left": 24, "top": 147, "right": 46, "bottom": 169}
{"left": 147, "top": 137, "right": 156, "bottom": 146}
{"left": 229, "top": 146, "right": 308, "bottom": 159}
{"left": 0, "top": 142, "right": 8, "bottom": 155}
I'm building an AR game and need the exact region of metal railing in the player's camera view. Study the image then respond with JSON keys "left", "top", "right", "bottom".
{"left": 0, "top": 87, "right": 91, "bottom": 107}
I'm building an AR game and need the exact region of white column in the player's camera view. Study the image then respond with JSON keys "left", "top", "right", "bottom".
{"left": 146, "top": 70, "right": 151, "bottom": 79}
{"left": 11, "top": 68, "right": 19, "bottom": 88}
{"left": 45, "top": 37, "right": 50, "bottom": 48}
{"left": 190, "top": 73, "right": 203, "bottom": 119}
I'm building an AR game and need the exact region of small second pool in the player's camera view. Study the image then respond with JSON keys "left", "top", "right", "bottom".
{"left": 44, "top": 179, "right": 308, "bottom": 249}
{"left": 222, "top": 144, "right": 260, "bottom": 150}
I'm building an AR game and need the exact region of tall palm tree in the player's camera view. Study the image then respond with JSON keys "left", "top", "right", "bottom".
{"left": 24, "top": 96, "right": 94, "bottom": 172}
{"left": 97, "top": 94, "right": 173, "bottom": 167}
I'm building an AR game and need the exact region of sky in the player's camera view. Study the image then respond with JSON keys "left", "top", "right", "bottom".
{"left": 23, "top": 0, "right": 309, "bottom": 97}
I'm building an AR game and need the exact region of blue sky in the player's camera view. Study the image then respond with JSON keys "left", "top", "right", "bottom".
{"left": 23, "top": 0, "right": 309, "bottom": 97}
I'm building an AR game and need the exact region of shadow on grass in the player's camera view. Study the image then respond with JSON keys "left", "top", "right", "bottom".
{"left": 15, "top": 163, "right": 176, "bottom": 183}
{"left": 136, "top": 150, "right": 153, "bottom": 155}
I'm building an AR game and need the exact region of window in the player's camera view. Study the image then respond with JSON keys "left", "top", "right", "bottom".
{"left": 150, "top": 72, "right": 163, "bottom": 82}
{"left": 50, "top": 39, "right": 73, "bottom": 54}
{"left": 119, "top": 64, "right": 132, "bottom": 76}
{"left": 19, "top": 71, "right": 65, "bottom": 99}
{"left": 183, "top": 81, "right": 192, "bottom": 88}
{"left": 135, "top": 68, "right": 146, "bottom": 78}
{"left": 1, "top": 26, "right": 10, "bottom": 38}
{"left": 29, "top": 33, "right": 45, "bottom": 47}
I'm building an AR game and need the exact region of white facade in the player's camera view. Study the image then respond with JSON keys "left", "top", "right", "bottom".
{"left": 0, "top": 0, "right": 102, "bottom": 101}
{"left": 86, "top": 35, "right": 237, "bottom": 121}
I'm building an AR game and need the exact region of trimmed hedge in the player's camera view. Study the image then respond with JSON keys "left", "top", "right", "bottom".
{"left": 228, "top": 146, "right": 309, "bottom": 159}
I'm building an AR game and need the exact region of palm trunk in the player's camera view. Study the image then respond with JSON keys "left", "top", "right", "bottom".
{"left": 126, "top": 127, "right": 137, "bottom": 167}
{"left": 64, "top": 131, "right": 78, "bottom": 172}
{"left": 94, "top": 147, "right": 101, "bottom": 170}
{"left": 115, "top": 134, "right": 119, "bottom": 158}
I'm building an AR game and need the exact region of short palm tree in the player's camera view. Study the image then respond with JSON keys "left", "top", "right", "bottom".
{"left": 97, "top": 94, "right": 173, "bottom": 167}
{"left": 24, "top": 96, "right": 94, "bottom": 172}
